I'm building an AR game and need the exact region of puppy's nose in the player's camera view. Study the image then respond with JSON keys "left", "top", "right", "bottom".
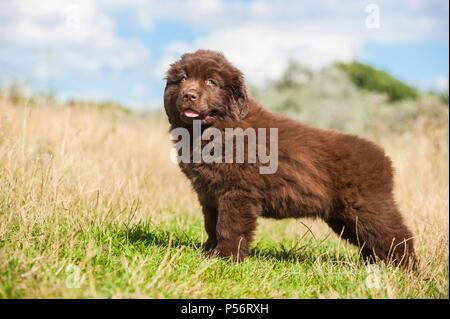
{"left": 183, "top": 91, "right": 198, "bottom": 102}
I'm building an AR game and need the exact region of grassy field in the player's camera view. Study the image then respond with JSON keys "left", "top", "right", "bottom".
{"left": 0, "top": 98, "right": 448, "bottom": 298}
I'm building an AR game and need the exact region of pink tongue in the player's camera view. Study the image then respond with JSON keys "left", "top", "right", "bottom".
{"left": 184, "top": 110, "right": 200, "bottom": 118}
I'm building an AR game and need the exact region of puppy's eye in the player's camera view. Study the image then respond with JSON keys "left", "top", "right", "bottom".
{"left": 180, "top": 75, "right": 187, "bottom": 83}
{"left": 205, "top": 79, "right": 218, "bottom": 86}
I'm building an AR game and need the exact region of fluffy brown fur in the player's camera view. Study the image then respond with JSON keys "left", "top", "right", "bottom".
{"left": 164, "top": 50, "right": 416, "bottom": 267}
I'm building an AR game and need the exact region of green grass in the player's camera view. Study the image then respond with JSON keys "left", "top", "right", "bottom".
{"left": 1, "top": 213, "right": 444, "bottom": 298}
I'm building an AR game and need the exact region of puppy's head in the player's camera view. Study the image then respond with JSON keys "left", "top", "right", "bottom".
{"left": 164, "top": 50, "right": 248, "bottom": 126}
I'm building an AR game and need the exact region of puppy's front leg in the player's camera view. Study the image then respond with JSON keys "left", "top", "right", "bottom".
{"left": 214, "top": 192, "right": 260, "bottom": 262}
{"left": 198, "top": 193, "right": 218, "bottom": 251}
{"left": 201, "top": 206, "right": 218, "bottom": 251}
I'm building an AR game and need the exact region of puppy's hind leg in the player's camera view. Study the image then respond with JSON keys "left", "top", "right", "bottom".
{"left": 326, "top": 201, "right": 416, "bottom": 268}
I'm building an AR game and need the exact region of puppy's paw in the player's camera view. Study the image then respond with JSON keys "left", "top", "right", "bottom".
{"left": 213, "top": 244, "right": 248, "bottom": 263}
{"left": 201, "top": 238, "right": 217, "bottom": 251}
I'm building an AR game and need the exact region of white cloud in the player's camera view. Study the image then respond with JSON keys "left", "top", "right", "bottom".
{"left": 0, "top": 0, "right": 151, "bottom": 78}
{"left": 155, "top": 26, "right": 357, "bottom": 84}
{"left": 96, "top": 0, "right": 448, "bottom": 43}
{"left": 153, "top": 41, "right": 192, "bottom": 79}
{"left": 154, "top": 0, "right": 448, "bottom": 85}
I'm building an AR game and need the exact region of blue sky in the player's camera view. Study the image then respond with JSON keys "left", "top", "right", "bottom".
{"left": 0, "top": 0, "right": 448, "bottom": 110}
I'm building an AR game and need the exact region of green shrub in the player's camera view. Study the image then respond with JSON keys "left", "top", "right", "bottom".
{"left": 337, "top": 61, "right": 419, "bottom": 102}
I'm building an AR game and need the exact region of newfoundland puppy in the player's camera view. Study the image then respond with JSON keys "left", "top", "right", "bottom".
{"left": 163, "top": 50, "right": 415, "bottom": 267}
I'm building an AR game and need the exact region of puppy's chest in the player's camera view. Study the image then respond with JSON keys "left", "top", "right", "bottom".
{"left": 180, "top": 163, "right": 225, "bottom": 190}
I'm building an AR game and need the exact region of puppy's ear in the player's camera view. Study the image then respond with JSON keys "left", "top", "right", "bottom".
{"left": 231, "top": 72, "right": 249, "bottom": 119}
{"left": 163, "top": 93, "right": 173, "bottom": 125}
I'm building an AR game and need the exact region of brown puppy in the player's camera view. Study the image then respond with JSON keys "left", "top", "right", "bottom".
{"left": 164, "top": 50, "right": 416, "bottom": 266}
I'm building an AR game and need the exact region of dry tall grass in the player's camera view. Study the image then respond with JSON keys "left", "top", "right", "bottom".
{"left": 0, "top": 97, "right": 448, "bottom": 298}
